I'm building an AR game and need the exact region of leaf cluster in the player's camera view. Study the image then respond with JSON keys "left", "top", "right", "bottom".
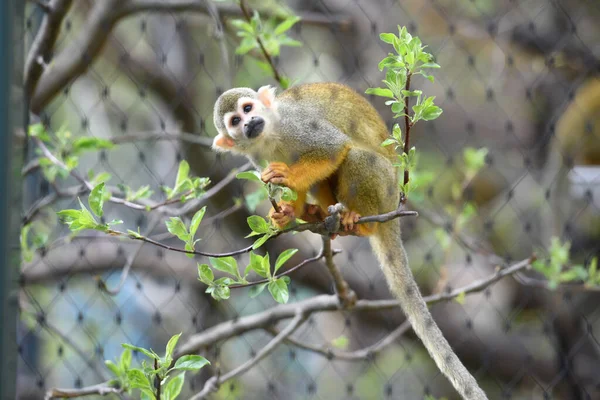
{"left": 56, "top": 183, "right": 122, "bottom": 232}
{"left": 30, "top": 123, "right": 114, "bottom": 182}
{"left": 105, "top": 333, "right": 209, "bottom": 400}
{"left": 162, "top": 161, "right": 211, "bottom": 202}
{"left": 197, "top": 248, "right": 298, "bottom": 304}
{"left": 532, "top": 237, "right": 600, "bottom": 289}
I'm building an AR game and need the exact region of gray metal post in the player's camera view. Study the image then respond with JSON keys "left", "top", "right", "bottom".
{"left": 0, "top": 1, "right": 24, "bottom": 399}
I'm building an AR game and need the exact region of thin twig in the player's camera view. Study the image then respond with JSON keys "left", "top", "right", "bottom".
{"left": 239, "top": 0, "right": 284, "bottom": 86}
{"left": 322, "top": 236, "right": 356, "bottom": 307}
{"left": 229, "top": 250, "right": 325, "bottom": 289}
{"left": 49, "top": 257, "right": 534, "bottom": 398}
{"left": 99, "top": 214, "right": 161, "bottom": 295}
{"left": 402, "top": 72, "right": 413, "bottom": 193}
{"left": 267, "top": 320, "right": 411, "bottom": 361}
{"left": 109, "top": 131, "right": 213, "bottom": 147}
{"left": 176, "top": 256, "right": 533, "bottom": 357}
{"left": 189, "top": 312, "right": 306, "bottom": 399}
{"left": 45, "top": 382, "right": 121, "bottom": 399}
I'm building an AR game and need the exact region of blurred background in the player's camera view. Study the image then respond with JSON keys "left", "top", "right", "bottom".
{"left": 5, "top": 0, "right": 600, "bottom": 399}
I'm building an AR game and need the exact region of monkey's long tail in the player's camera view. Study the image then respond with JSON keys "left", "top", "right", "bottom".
{"left": 369, "top": 219, "right": 488, "bottom": 400}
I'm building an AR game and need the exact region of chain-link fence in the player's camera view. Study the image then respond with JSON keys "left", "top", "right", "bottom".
{"left": 11, "top": 0, "right": 600, "bottom": 399}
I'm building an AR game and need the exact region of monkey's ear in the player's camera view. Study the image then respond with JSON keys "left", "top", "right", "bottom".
{"left": 212, "top": 133, "right": 235, "bottom": 151}
{"left": 257, "top": 85, "right": 276, "bottom": 108}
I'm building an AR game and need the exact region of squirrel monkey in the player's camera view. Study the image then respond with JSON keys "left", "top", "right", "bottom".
{"left": 212, "top": 82, "right": 487, "bottom": 399}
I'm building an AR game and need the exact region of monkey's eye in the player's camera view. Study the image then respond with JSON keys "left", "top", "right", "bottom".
{"left": 231, "top": 116, "right": 241, "bottom": 126}
{"left": 243, "top": 104, "right": 253, "bottom": 114}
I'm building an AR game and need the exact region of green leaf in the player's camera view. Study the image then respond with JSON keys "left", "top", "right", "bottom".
{"left": 126, "top": 368, "right": 153, "bottom": 390}
{"left": 365, "top": 87, "right": 395, "bottom": 98}
{"left": 252, "top": 233, "right": 270, "bottom": 249}
{"left": 589, "top": 257, "right": 598, "bottom": 281}
{"left": 247, "top": 216, "right": 270, "bottom": 234}
{"left": 237, "top": 171, "right": 262, "bottom": 182}
{"left": 122, "top": 343, "right": 159, "bottom": 360}
{"left": 455, "top": 291, "right": 466, "bottom": 305}
{"left": 189, "top": 206, "right": 206, "bottom": 238}
{"left": 247, "top": 251, "right": 269, "bottom": 278}
{"left": 127, "top": 229, "right": 143, "bottom": 239}
{"left": 236, "top": 37, "right": 258, "bottom": 55}
{"left": 210, "top": 285, "right": 230, "bottom": 300}
{"left": 175, "top": 160, "right": 190, "bottom": 190}
{"left": 89, "top": 182, "right": 106, "bottom": 217}
{"left": 279, "top": 37, "right": 302, "bottom": 47}
{"left": 105, "top": 360, "right": 121, "bottom": 377}
{"left": 421, "top": 62, "right": 441, "bottom": 68}
{"left": 209, "top": 256, "right": 239, "bottom": 278}
{"left": 249, "top": 282, "right": 269, "bottom": 298}
{"left": 391, "top": 102, "right": 403, "bottom": 114}
{"left": 274, "top": 16, "right": 300, "bottom": 35}
{"left": 379, "top": 32, "right": 397, "bottom": 44}
{"left": 331, "top": 335, "right": 349, "bottom": 349}
{"left": 72, "top": 137, "right": 114, "bottom": 153}
{"left": 463, "top": 147, "right": 488, "bottom": 175}
{"left": 173, "top": 355, "right": 210, "bottom": 371}
{"left": 380, "top": 138, "right": 397, "bottom": 147}
{"left": 120, "top": 348, "right": 132, "bottom": 371}
{"left": 165, "top": 333, "right": 182, "bottom": 362}
{"left": 230, "top": 19, "right": 254, "bottom": 33}
{"left": 274, "top": 249, "right": 298, "bottom": 273}
{"left": 268, "top": 278, "right": 289, "bottom": 304}
{"left": 198, "top": 264, "right": 214, "bottom": 284}
{"left": 28, "top": 123, "right": 51, "bottom": 141}
{"left": 166, "top": 217, "right": 189, "bottom": 242}
{"left": 163, "top": 374, "right": 184, "bottom": 400}
{"left": 422, "top": 105, "right": 443, "bottom": 121}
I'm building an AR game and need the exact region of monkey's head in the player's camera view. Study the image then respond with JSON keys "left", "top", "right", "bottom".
{"left": 212, "top": 85, "right": 278, "bottom": 154}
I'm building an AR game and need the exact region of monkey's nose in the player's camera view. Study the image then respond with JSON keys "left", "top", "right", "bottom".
{"left": 244, "top": 116, "right": 265, "bottom": 138}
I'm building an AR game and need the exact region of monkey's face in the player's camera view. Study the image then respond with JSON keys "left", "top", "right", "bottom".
{"left": 213, "top": 86, "right": 278, "bottom": 154}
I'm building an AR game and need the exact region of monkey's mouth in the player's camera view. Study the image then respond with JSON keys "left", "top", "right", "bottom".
{"left": 244, "top": 118, "right": 265, "bottom": 139}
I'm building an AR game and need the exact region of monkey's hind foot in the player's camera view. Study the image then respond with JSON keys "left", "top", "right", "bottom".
{"left": 339, "top": 210, "right": 361, "bottom": 235}
{"left": 268, "top": 202, "right": 295, "bottom": 229}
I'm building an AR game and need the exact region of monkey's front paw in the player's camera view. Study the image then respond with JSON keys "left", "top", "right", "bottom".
{"left": 261, "top": 162, "right": 291, "bottom": 187}
{"left": 268, "top": 203, "right": 295, "bottom": 229}
{"left": 339, "top": 210, "right": 361, "bottom": 235}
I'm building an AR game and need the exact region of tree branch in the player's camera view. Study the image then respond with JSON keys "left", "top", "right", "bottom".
{"left": 24, "top": 0, "right": 73, "bottom": 100}
{"left": 239, "top": 0, "right": 284, "bottom": 86}
{"left": 322, "top": 236, "right": 356, "bottom": 307}
{"left": 175, "top": 256, "right": 533, "bottom": 357}
{"left": 30, "top": 0, "right": 122, "bottom": 113}
{"left": 189, "top": 311, "right": 306, "bottom": 399}
{"left": 267, "top": 320, "right": 412, "bottom": 361}
{"left": 44, "top": 382, "right": 121, "bottom": 399}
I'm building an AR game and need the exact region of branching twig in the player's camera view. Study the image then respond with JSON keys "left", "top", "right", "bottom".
{"left": 109, "top": 131, "right": 214, "bottom": 147}
{"left": 189, "top": 311, "right": 307, "bottom": 399}
{"left": 267, "top": 320, "right": 411, "bottom": 361}
{"left": 98, "top": 214, "right": 161, "bottom": 295}
{"left": 24, "top": 0, "right": 73, "bottom": 99}
{"left": 44, "top": 381, "right": 120, "bottom": 399}
{"left": 29, "top": 138, "right": 246, "bottom": 221}
{"left": 104, "top": 205, "right": 416, "bottom": 259}
{"left": 402, "top": 72, "right": 413, "bottom": 195}
{"left": 175, "top": 256, "right": 533, "bottom": 357}
{"left": 122, "top": 0, "right": 353, "bottom": 31}
{"left": 47, "top": 257, "right": 533, "bottom": 398}
{"left": 239, "top": 0, "right": 284, "bottom": 86}
{"left": 322, "top": 236, "right": 356, "bottom": 307}
{"left": 229, "top": 249, "right": 327, "bottom": 289}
